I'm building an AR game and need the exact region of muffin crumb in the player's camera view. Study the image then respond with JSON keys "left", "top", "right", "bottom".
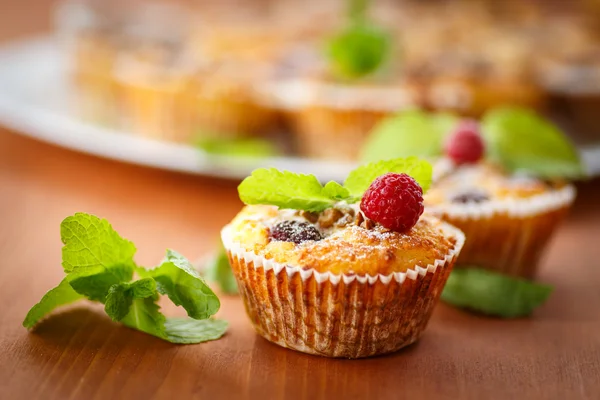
{"left": 318, "top": 208, "right": 344, "bottom": 228}
{"left": 355, "top": 211, "right": 365, "bottom": 226}
{"left": 300, "top": 211, "right": 319, "bottom": 223}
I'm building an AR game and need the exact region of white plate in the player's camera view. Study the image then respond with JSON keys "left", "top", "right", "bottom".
{"left": 0, "top": 37, "right": 599, "bottom": 180}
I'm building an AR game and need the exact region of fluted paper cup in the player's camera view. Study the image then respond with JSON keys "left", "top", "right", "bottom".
{"left": 221, "top": 221, "right": 465, "bottom": 358}
{"left": 427, "top": 184, "right": 575, "bottom": 278}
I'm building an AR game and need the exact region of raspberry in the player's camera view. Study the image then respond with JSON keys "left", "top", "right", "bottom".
{"left": 360, "top": 173, "right": 424, "bottom": 233}
{"left": 445, "top": 120, "right": 485, "bottom": 164}
{"left": 270, "top": 220, "right": 322, "bottom": 244}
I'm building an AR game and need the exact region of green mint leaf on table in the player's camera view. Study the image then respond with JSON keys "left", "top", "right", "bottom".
{"left": 197, "top": 137, "right": 278, "bottom": 159}
{"left": 238, "top": 157, "right": 432, "bottom": 211}
{"left": 149, "top": 250, "right": 221, "bottom": 320}
{"left": 121, "top": 297, "right": 168, "bottom": 339}
{"left": 482, "top": 107, "right": 585, "bottom": 179}
{"left": 23, "top": 277, "right": 84, "bottom": 329}
{"left": 24, "top": 213, "right": 227, "bottom": 344}
{"left": 204, "top": 246, "right": 239, "bottom": 295}
{"left": 238, "top": 168, "right": 339, "bottom": 212}
{"left": 61, "top": 213, "right": 136, "bottom": 275}
{"left": 104, "top": 278, "right": 157, "bottom": 321}
{"left": 69, "top": 265, "right": 133, "bottom": 302}
{"left": 327, "top": 23, "right": 390, "bottom": 80}
{"left": 441, "top": 268, "right": 553, "bottom": 318}
{"left": 344, "top": 157, "right": 433, "bottom": 196}
{"left": 361, "top": 111, "right": 459, "bottom": 162}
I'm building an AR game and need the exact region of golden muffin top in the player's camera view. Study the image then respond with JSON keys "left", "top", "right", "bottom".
{"left": 426, "top": 160, "right": 568, "bottom": 206}
{"left": 222, "top": 204, "right": 462, "bottom": 276}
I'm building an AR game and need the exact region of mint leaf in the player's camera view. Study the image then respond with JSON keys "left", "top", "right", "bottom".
{"left": 104, "top": 284, "right": 133, "bottom": 322}
{"left": 104, "top": 279, "right": 157, "bottom": 321}
{"left": 149, "top": 250, "right": 220, "bottom": 320}
{"left": 344, "top": 157, "right": 433, "bottom": 197}
{"left": 238, "top": 168, "right": 339, "bottom": 212}
{"left": 239, "top": 158, "right": 432, "bottom": 211}
{"left": 24, "top": 212, "right": 228, "bottom": 344}
{"left": 441, "top": 268, "right": 553, "bottom": 318}
{"left": 164, "top": 318, "right": 228, "bottom": 344}
{"left": 23, "top": 277, "right": 84, "bottom": 329}
{"left": 204, "top": 247, "right": 238, "bottom": 295}
{"left": 362, "top": 111, "right": 458, "bottom": 162}
{"left": 121, "top": 297, "right": 167, "bottom": 339}
{"left": 129, "top": 278, "right": 157, "bottom": 298}
{"left": 327, "top": 23, "right": 390, "bottom": 80}
{"left": 69, "top": 264, "right": 133, "bottom": 302}
{"left": 197, "top": 137, "right": 278, "bottom": 159}
{"left": 60, "top": 213, "right": 136, "bottom": 275}
{"left": 482, "top": 107, "right": 585, "bottom": 179}
{"left": 322, "top": 181, "right": 351, "bottom": 201}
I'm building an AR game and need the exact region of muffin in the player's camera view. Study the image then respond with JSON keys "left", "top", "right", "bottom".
{"left": 55, "top": 0, "right": 130, "bottom": 123}
{"left": 267, "top": 41, "right": 424, "bottom": 161}
{"left": 362, "top": 106, "right": 582, "bottom": 280}
{"left": 183, "top": 12, "right": 288, "bottom": 139}
{"left": 425, "top": 162, "right": 575, "bottom": 278}
{"left": 222, "top": 206, "right": 463, "bottom": 358}
{"left": 221, "top": 160, "right": 464, "bottom": 358}
{"left": 113, "top": 41, "right": 193, "bottom": 142}
{"left": 287, "top": 79, "right": 424, "bottom": 161}
{"left": 184, "top": 60, "right": 276, "bottom": 139}
{"left": 70, "top": 27, "right": 122, "bottom": 124}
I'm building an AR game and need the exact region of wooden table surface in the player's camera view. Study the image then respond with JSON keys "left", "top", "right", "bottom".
{"left": 1, "top": 3, "right": 600, "bottom": 399}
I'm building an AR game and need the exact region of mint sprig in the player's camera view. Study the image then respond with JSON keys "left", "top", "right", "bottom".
{"left": 361, "top": 110, "right": 459, "bottom": 162}
{"left": 23, "top": 277, "right": 83, "bottom": 329}
{"left": 482, "top": 107, "right": 585, "bottom": 179}
{"left": 238, "top": 169, "right": 341, "bottom": 212}
{"left": 327, "top": 23, "right": 390, "bottom": 80}
{"left": 326, "top": 0, "right": 390, "bottom": 80}
{"left": 441, "top": 268, "right": 553, "bottom": 318}
{"left": 344, "top": 157, "right": 432, "bottom": 195}
{"left": 237, "top": 157, "right": 432, "bottom": 212}
{"left": 24, "top": 213, "right": 228, "bottom": 344}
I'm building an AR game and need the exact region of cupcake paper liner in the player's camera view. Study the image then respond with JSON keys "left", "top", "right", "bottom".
{"left": 221, "top": 222, "right": 465, "bottom": 358}
{"left": 188, "top": 95, "right": 276, "bottom": 137}
{"left": 290, "top": 107, "right": 388, "bottom": 161}
{"left": 117, "top": 82, "right": 191, "bottom": 142}
{"left": 427, "top": 184, "right": 575, "bottom": 278}
{"left": 264, "top": 80, "right": 423, "bottom": 161}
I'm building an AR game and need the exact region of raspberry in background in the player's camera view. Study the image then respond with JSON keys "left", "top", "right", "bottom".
{"left": 445, "top": 119, "right": 485, "bottom": 164}
{"left": 360, "top": 173, "right": 424, "bottom": 233}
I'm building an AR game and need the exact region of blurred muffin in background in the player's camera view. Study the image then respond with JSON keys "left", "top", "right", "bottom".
{"left": 184, "top": 60, "right": 276, "bottom": 140}
{"left": 56, "top": 0, "right": 129, "bottom": 124}
{"left": 286, "top": 76, "right": 423, "bottom": 161}
{"left": 183, "top": 7, "right": 289, "bottom": 139}
{"left": 267, "top": 1, "right": 424, "bottom": 161}
{"left": 114, "top": 41, "right": 192, "bottom": 142}
{"left": 111, "top": 2, "right": 194, "bottom": 142}
{"left": 401, "top": 2, "right": 545, "bottom": 117}
{"left": 536, "top": 14, "right": 600, "bottom": 144}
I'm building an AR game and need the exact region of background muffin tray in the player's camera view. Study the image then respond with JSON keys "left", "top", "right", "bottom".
{"left": 1, "top": 37, "right": 599, "bottom": 181}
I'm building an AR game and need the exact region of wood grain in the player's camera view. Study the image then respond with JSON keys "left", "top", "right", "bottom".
{"left": 2, "top": 119, "right": 600, "bottom": 400}
{"left": 1, "top": 3, "right": 600, "bottom": 399}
